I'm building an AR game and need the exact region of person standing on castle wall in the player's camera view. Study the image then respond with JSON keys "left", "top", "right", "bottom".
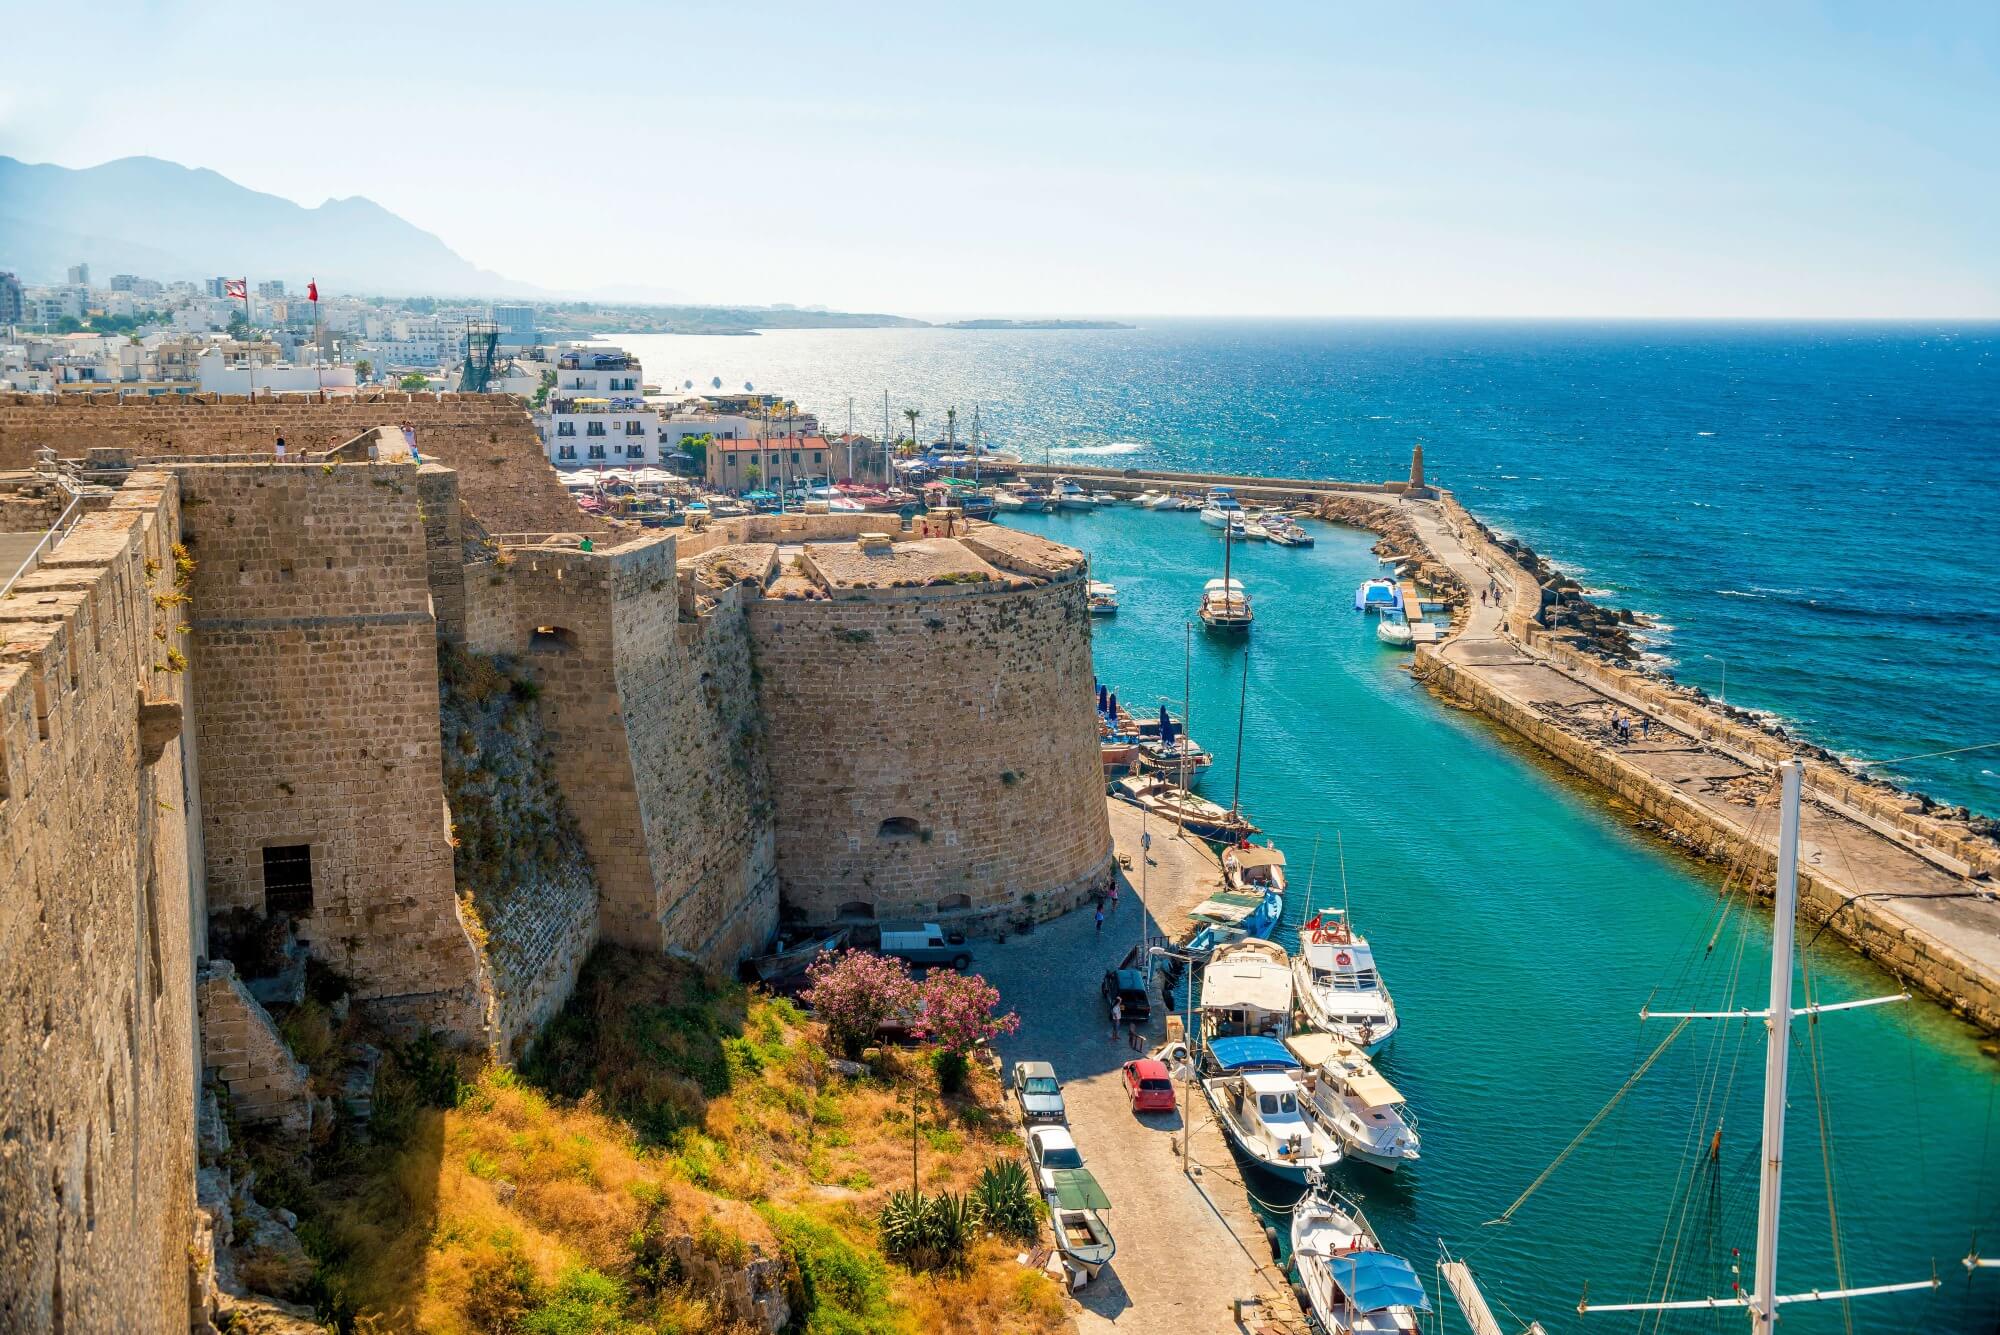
{"left": 273, "top": 431, "right": 286, "bottom": 461}
{"left": 402, "top": 421, "right": 419, "bottom": 462}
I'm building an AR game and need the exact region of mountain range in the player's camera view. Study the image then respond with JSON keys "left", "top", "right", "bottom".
{"left": 0, "top": 155, "right": 533, "bottom": 296}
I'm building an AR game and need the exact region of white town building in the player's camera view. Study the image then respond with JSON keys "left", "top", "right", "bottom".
{"left": 540, "top": 346, "right": 661, "bottom": 468}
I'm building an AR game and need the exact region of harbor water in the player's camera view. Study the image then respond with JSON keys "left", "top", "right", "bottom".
{"left": 1003, "top": 502, "right": 1997, "bottom": 1333}
{"left": 616, "top": 321, "right": 2000, "bottom": 817}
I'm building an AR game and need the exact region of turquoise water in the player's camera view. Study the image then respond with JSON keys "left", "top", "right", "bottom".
{"left": 618, "top": 322, "right": 2000, "bottom": 816}
{"left": 1004, "top": 503, "right": 1997, "bottom": 1333}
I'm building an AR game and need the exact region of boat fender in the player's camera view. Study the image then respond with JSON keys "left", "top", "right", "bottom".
{"left": 1292, "top": 1280, "right": 1311, "bottom": 1310}
{"left": 1264, "top": 1225, "right": 1282, "bottom": 1260}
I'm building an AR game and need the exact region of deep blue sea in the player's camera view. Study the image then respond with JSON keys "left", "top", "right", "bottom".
{"left": 620, "top": 322, "right": 2000, "bottom": 817}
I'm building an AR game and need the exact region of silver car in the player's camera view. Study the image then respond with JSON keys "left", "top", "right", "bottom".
{"left": 1011, "top": 1060, "right": 1068, "bottom": 1124}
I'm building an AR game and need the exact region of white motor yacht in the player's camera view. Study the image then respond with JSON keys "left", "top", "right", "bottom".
{"left": 1130, "top": 489, "right": 1164, "bottom": 507}
{"left": 1375, "top": 610, "right": 1414, "bottom": 648}
{"left": 1293, "top": 912, "right": 1399, "bottom": 1055}
{"left": 1202, "top": 1040, "right": 1343, "bottom": 1184}
{"left": 1050, "top": 477, "right": 1097, "bottom": 510}
{"left": 1286, "top": 1032, "right": 1420, "bottom": 1172}
{"left": 1198, "top": 486, "right": 1243, "bottom": 528}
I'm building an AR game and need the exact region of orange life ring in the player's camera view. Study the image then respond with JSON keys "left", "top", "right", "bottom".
{"left": 1335, "top": 951, "right": 1352, "bottom": 967}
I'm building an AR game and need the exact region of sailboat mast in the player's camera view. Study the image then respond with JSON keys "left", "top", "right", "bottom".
{"left": 1750, "top": 758, "right": 1803, "bottom": 1333}
{"left": 1181, "top": 622, "right": 1193, "bottom": 792}
{"left": 1230, "top": 649, "right": 1248, "bottom": 819}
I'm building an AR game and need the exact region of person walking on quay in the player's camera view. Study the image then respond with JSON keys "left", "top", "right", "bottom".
{"left": 1127, "top": 1019, "right": 1143, "bottom": 1051}
{"left": 1108, "top": 880, "right": 1118, "bottom": 910}
{"left": 1110, "top": 997, "right": 1123, "bottom": 1041}
{"left": 1095, "top": 905, "right": 1105, "bottom": 933}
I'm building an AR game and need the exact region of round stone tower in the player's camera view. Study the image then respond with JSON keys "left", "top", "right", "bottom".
{"left": 692, "top": 516, "right": 1114, "bottom": 934}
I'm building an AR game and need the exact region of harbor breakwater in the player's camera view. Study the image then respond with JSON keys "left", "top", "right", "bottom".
{"left": 1020, "top": 460, "right": 2000, "bottom": 1034}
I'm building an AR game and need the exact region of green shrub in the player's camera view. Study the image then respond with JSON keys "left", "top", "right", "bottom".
{"left": 761, "top": 1206, "right": 895, "bottom": 1332}
{"left": 521, "top": 1266, "right": 626, "bottom": 1334}
{"left": 878, "top": 1188, "right": 976, "bottom": 1273}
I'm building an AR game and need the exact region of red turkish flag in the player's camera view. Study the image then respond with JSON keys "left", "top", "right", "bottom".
{"left": 307, "top": 280, "right": 318, "bottom": 303}
{"left": 224, "top": 278, "right": 247, "bottom": 300}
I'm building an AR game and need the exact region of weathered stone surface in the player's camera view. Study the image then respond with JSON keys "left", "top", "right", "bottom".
{"left": 0, "top": 472, "right": 199, "bottom": 1332}
{"left": 197, "top": 962, "right": 314, "bottom": 1136}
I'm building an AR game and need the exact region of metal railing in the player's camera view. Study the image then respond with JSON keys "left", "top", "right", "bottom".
{"left": 1, "top": 472, "right": 87, "bottom": 599}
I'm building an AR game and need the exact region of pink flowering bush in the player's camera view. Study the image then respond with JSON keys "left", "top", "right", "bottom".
{"left": 800, "top": 949, "right": 919, "bottom": 1056}
{"left": 914, "top": 971, "right": 1020, "bottom": 1093}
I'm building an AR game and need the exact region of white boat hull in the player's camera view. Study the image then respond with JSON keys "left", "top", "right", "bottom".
{"left": 1203, "top": 1079, "right": 1342, "bottom": 1184}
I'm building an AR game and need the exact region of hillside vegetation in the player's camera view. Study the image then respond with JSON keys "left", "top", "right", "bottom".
{"left": 280, "top": 948, "right": 1070, "bottom": 1334}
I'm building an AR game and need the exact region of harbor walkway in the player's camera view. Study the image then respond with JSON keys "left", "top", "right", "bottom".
{"left": 983, "top": 799, "right": 1305, "bottom": 1334}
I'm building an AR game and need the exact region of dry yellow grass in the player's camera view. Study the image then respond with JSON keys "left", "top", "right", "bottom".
{"left": 296, "top": 949, "right": 1070, "bottom": 1334}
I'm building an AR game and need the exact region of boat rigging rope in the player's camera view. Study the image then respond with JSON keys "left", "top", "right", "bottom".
{"left": 1485, "top": 1016, "right": 1691, "bottom": 1226}
{"left": 1801, "top": 950, "right": 1857, "bottom": 1335}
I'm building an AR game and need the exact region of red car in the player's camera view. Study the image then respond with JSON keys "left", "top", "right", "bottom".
{"left": 1122, "top": 1058, "right": 1176, "bottom": 1113}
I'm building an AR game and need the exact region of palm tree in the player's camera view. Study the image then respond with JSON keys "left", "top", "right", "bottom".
{"left": 903, "top": 407, "right": 921, "bottom": 450}
{"left": 945, "top": 405, "right": 958, "bottom": 448}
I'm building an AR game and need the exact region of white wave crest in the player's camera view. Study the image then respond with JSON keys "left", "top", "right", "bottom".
{"left": 1051, "top": 441, "right": 1147, "bottom": 456}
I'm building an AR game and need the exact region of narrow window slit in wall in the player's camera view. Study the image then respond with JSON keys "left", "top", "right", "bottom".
{"left": 262, "top": 844, "right": 314, "bottom": 916}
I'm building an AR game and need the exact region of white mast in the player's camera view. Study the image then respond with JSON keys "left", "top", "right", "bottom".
{"left": 1749, "top": 758, "right": 1803, "bottom": 1333}
{"left": 1584, "top": 756, "right": 1932, "bottom": 1322}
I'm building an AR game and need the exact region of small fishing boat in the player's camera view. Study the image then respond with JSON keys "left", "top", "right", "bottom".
{"left": 1242, "top": 516, "right": 1271, "bottom": 542}
{"left": 1198, "top": 487, "right": 1243, "bottom": 528}
{"left": 1376, "top": 609, "right": 1415, "bottom": 648}
{"left": 1148, "top": 491, "right": 1185, "bottom": 510}
{"left": 991, "top": 489, "right": 1026, "bottom": 512}
{"left": 958, "top": 490, "right": 996, "bottom": 519}
{"left": 1088, "top": 581, "right": 1119, "bottom": 616}
{"left": 1202, "top": 1037, "right": 1343, "bottom": 1182}
{"left": 1112, "top": 774, "right": 1257, "bottom": 842}
{"left": 1354, "top": 577, "right": 1401, "bottom": 614}
{"left": 1286, "top": 1032, "right": 1420, "bottom": 1172}
{"left": 1199, "top": 939, "right": 1294, "bottom": 1044}
{"left": 1188, "top": 881, "right": 1285, "bottom": 942}
{"left": 1174, "top": 494, "right": 1203, "bottom": 512}
{"left": 1090, "top": 490, "right": 1120, "bottom": 505}
{"left": 1290, "top": 1175, "right": 1429, "bottom": 1335}
{"left": 1222, "top": 842, "right": 1287, "bottom": 906}
{"left": 1130, "top": 489, "right": 1165, "bottom": 507}
{"left": 1294, "top": 912, "right": 1400, "bottom": 1055}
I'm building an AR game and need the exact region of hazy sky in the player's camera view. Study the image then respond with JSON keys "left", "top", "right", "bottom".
{"left": 3, "top": 1, "right": 1996, "bottom": 316}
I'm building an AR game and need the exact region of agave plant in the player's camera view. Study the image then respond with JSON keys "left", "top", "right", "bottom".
{"left": 971, "top": 1159, "right": 1038, "bottom": 1243}
{"left": 879, "top": 1188, "right": 931, "bottom": 1265}
{"left": 922, "top": 1190, "right": 979, "bottom": 1272}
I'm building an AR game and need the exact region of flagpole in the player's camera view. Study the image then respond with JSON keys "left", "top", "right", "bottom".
{"left": 313, "top": 280, "right": 323, "bottom": 395}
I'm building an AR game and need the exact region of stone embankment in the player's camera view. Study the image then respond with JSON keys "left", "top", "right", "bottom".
{"left": 1013, "top": 461, "right": 2000, "bottom": 1032}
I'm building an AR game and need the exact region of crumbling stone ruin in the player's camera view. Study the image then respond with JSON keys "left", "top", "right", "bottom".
{"left": 0, "top": 396, "right": 1110, "bottom": 1328}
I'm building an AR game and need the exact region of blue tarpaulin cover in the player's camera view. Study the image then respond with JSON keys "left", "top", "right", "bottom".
{"left": 1328, "top": 1251, "right": 1431, "bottom": 1313}
{"left": 1206, "top": 1036, "right": 1299, "bottom": 1071}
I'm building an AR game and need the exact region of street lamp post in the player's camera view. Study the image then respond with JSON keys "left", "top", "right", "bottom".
{"left": 1149, "top": 944, "right": 1200, "bottom": 1177}
{"left": 1704, "top": 653, "right": 1728, "bottom": 707}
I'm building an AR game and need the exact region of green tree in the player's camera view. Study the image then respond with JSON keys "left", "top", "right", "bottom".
{"left": 903, "top": 406, "right": 921, "bottom": 450}
{"left": 679, "top": 431, "right": 712, "bottom": 475}
{"left": 398, "top": 372, "right": 430, "bottom": 390}
{"left": 532, "top": 368, "right": 556, "bottom": 408}
{"left": 745, "top": 463, "right": 762, "bottom": 489}
{"left": 353, "top": 358, "right": 373, "bottom": 382}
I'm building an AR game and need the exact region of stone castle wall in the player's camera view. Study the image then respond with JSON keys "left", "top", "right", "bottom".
{"left": 175, "top": 461, "right": 486, "bottom": 1037}
{"left": 465, "top": 536, "right": 779, "bottom": 966}
{"left": 747, "top": 576, "right": 1113, "bottom": 931}
{"left": 0, "top": 391, "right": 595, "bottom": 537}
{"left": 0, "top": 473, "right": 201, "bottom": 1331}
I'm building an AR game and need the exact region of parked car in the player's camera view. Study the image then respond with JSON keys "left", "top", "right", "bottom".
{"left": 1012, "top": 1060, "right": 1068, "bottom": 1123}
{"left": 1026, "top": 1124, "right": 1086, "bottom": 1195}
{"left": 1101, "top": 967, "right": 1152, "bottom": 1021}
{"left": 1122, "top": 1058, "right": 1177, "bottom": 1113}
{"left": 878, "top": 922, "right": 972, "bottom": 971}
